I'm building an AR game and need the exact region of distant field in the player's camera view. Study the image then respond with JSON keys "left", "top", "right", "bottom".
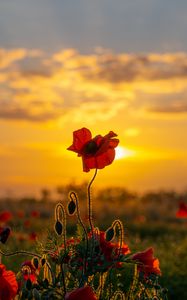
{"left": 1, "top": 186, "right": 187, "bottom": 299}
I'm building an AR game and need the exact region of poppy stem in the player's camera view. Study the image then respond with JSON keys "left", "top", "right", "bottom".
{"left": 87, "top": 168, "right": 98, "bottom": 234}
{"left": 60, "top": 262, "right": 67, "bottom": 297}
{"left": 69, "top": 191, "right": 88, "bottom": 283}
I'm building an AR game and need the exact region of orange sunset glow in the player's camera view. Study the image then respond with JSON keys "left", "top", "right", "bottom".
{"left": 0, "top": 1, "right": 187, "bottom": 197}
{"left": 0, "top": 49, "right": 187, "bottom": 196}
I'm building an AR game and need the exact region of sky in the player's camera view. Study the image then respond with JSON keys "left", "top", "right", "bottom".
{"left": 0, "top": 0, "right": 187, "bottom": 197}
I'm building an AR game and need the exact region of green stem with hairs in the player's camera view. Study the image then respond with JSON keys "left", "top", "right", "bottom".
{"left": 69, "top": 191, "right": 88, "bottom": 283}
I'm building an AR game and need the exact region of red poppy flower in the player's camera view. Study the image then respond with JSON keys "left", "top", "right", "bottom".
{"left": 21, "top": 260, "right": 38, "bottom": 283}
{"left": 65, "top": 286, "right": 98, "bottom": 300}
{"left": 0, "top": 264, "right": 18, "bottom": 300}
{"left": 98, "top": 231, "right": 130, "bottom": 262}
{"left": 176, "top": 202, "right": 187, "bottom": 218}
{"left": 87, "top": 231, "right": 130, "bottom": 271}
{"left": 0, "top": 211, "right": 12, "bottom": 223}
{"left": 67, "top": 128, "right": 119, "bottom": 172}
{"left": 0, "top": 227, "right": 11, "bottom": 244}
{"left": 131, "top": 248, "right": 161, "bottom": 277}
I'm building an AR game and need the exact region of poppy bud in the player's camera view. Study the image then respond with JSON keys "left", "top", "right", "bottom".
{"left": 67, "top": 200, "right": 76, "bottom": 215}
{"left": 105, "top": 226, "right": 115, "bottom": 242}
{"left": 32, "top": 257, "right": 39, "bottom": 269}
{"left": 41, "top": 258, "right": 46, "bottom": 266}
{"left": 26, "top": 278, "right": 32, "bottom": 290}
{"left": 0, "top": 227, "right": 11, "bottom": 244}
{"left": 55, "top": 220, "right": 63, "bottom": 235}
{"left": 43, "top": 278, "right": 49, "bottom": 288}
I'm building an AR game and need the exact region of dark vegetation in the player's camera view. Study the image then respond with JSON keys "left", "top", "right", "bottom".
{"left": 1, "top": 184, "right": 187, "bottom": 300}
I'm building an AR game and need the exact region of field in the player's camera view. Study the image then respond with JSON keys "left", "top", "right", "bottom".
{"left": 1, "top": 184, "right": 187, "bottom": 299}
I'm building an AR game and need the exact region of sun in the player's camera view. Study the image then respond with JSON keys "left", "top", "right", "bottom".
{"left": 115, "top": 146, "right": 135, "bottom": 160}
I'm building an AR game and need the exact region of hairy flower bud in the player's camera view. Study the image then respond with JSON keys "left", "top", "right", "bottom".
{"left": 32, "top": 257, "right": 39, "bottom": 270}
{"left": 105, "top": 226, "right": 115, "bottom": 242}
{"left": 55, "top": 220, "right": 63, "bottom": 235}
{"left": 67, "top": 200, "right": 76, "bottom": 215}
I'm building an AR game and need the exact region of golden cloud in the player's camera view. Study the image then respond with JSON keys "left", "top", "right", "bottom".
{"left": 0, "top": 48, "right": 187, "bottom": 124}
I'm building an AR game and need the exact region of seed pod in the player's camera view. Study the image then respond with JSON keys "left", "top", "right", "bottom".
{"left": 32, "top": 257, "right": 39, "bottom": 269}
{"left": 67, "top": 200, "right": 76, "bottom": 215}
{"left": 105, "top": 226, "right": 115, "bottom": 242}
{"left": 55, "top": 220, "right": 63, "bottom": 235}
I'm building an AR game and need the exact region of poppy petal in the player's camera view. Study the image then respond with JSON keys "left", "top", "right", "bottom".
{"left": 65, "top": 286, "right": 98, "bottom": 300}
{"left": 0, "top": 264, "right": 18, "bottom": 300}
{"left": 67, "top": 128, "right": 92, "bottom": 153}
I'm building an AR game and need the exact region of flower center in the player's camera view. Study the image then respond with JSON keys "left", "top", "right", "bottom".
{"left": 84, "top": 140, "right": 98, "bottom": 155}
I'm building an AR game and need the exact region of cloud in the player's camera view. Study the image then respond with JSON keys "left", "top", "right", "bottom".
{"left": 0, "top": 48, "right": 27, "bottom": 69}
{"left": 149, "top": 103, "right": 187, "bottom": 113}
{"left": 0, "top": 48, "right": 42, "bottom": 69}
{"left": 81, "top": 52, "right": 187, "bottom": 83}
{"left": 1, "top": 48, "right": 187, "bottom": 123}
{"left": 0, "top": 106, "right": 60, "bottom": 121}
{"left": 134, "top": 88, "right": 187, "bottom": 115}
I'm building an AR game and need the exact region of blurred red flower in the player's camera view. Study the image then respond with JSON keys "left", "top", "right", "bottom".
{"left": 0, "top": 264, "right": 18, "bottom": 300}
{"left": 131, "top": 247, "right": 161, "bottom": 277}
{"left": 0, "top": 227, "right": 11, "bottom": 244}
{"left": 31, "top": 210, "right": 40, "bottom": 218}
{"left": 23, "top": 220, "right": 31, "bottom": 228}
{"left": 28, "top": 232, "right": 37, "bottom": 241}
{"left": 67, "top": 128, "right": 119, "bottom": 172}
{"left": 0, "top": 211, "right": 12, "bottom": 223}
{"left": 65, "top": 286, "right": 98, "bottom": 300}
{"left": 176, "top": 202, "right": 187, "bottom": 218}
